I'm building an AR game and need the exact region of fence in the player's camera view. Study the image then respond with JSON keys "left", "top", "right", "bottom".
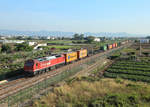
{"left": 0, "top": 45, "right": 127, "bottom": 107}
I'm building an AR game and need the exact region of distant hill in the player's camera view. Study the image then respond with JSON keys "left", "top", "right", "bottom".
{"left": 0, "top": 29, "right": 146, "bottom": 37}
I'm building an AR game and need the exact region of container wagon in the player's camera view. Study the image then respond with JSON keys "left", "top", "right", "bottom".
{"left": 100, "top": 45, "right": 107, "bottom": 51}
{"left": 118, "top": 42, "right": 121, "bottom": 46}
{"left": 115, "top": 43, "right": 118, "bottom": 47}
{"left": 107, "top": 44, "right": 113, "bottom": 50}
{"left": 112, "top": 43, "right": 116, "bottom": 48}
{"left": 64, "top": 52, "right": 78, "bottom": 63}
{"left": 77, "top": 49, "right": 88, "bottom": 59}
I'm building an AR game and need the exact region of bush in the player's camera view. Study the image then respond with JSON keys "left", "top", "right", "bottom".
{"left": 115, "top": 78, "right": 124, "bottom": 84}
{"left": 15, "top": 43, "right": 33, "bottom": 52}
{"left": 1, "top": 44, "right": 12, "bottom": 53}
{"left": 89, "top": 94, "right": 139, "bottom": 107}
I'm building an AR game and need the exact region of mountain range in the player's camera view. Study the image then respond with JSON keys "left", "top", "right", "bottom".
{"left": 0, "top": 29, "right": 147, "bottom": 37}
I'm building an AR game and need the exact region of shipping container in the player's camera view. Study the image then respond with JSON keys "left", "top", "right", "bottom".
{"left": 107, "top": 44, "right": 113, "bottom": 50}
{"left": 118, "top": 42, "right": 121, "bottom": 46}
{"left": 100, "top": 45, "right": 107, "bottom": 51}
{"left": 77, "top": 49, "right": 87, "bottom": 59}
{"left": 115, "top": 43, "right": 118, "bottom": 47}
{"left": 112, "top": 43, "right": 116, "bottom": 48}
{"left": 64, "top": 52, "right": 78, "bottom": 63}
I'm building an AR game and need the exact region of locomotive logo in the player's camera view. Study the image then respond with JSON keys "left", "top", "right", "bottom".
{"left": 68, "top": 55, "right": 70, "bottom": 59}
{"left": 41, "top": 62, "right": 51, "bottom": 66}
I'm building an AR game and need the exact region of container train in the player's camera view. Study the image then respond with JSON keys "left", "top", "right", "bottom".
{"left": 24, "top": 49, "right": 88, "bottom": 75}
{"left": 24, "top": 41, "right": 127, "bottom": 76}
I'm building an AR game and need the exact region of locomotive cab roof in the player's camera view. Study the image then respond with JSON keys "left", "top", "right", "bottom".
{"left": 36, "top": 56, "right": 56, "bottom": 62}
{"left": 36, "top": 54, "right": 63, "bottom": 62}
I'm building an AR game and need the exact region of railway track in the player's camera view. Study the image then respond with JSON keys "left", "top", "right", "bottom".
{"left": 0, "top": 77, "right": 26, "bottom": 90}
{"left": 0, "top": 44, "right": 131, "bottom": 100}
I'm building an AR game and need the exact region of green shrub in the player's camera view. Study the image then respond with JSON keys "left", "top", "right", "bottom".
{"left": 1, "top": 44, "right": 12, "bottom": 53}
{"left": 115, "top": 78, "right": 124, "bottom": 84}
{"left": 15, "top": 43, "right": 33, "bottom": 52}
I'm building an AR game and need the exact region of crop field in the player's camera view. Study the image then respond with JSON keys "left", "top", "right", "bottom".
{"left": 104, "top": 60, "right": 150, "bottom": 82}
{"left": 104, "top": 43, "right": 150, "bottom": 83}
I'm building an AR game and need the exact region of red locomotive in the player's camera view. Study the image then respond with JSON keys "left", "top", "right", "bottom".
{"left": 24, "top": 54, "right": 65, "bottom": 75}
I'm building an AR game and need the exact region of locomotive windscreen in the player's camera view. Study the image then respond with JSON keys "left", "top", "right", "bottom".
{"left": 25, "top": 60, "right": 34, "bottom": 66}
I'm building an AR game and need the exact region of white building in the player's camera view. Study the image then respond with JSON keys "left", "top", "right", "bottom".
{"left": 28, "top": 42, "right": 37, "bottom": 46}
{"left": 0, "top": 36, "right": 6, "bottom": 40}
{"left": 0, "top": 40, "right": 24, "bottom": 44}
{"left": 51, "top": 37, "right": 55, "bottom": 40}
{"left": 94, "top": 37, "right": 101, "bottom": 42}
{"left": 140, "top": 39, "right": 149, "bottom": 43}
{"left": 34, "top": 43, "right": 47, "bottom": 50}
{"left": 46, "top": 36, "right": 51, "bottom": 39}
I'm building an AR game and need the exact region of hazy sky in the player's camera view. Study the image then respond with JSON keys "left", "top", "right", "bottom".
{"left": 0, "top": 0, "right": 150, "bottom": 34}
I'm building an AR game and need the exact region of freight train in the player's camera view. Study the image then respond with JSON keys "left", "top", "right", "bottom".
{"left": 24, "top": 41, "right": 127, "bottom": 76}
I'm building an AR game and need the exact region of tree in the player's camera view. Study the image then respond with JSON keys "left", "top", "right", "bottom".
{"left": 86, "top": 36, "right": 95, "bottom": 43}
{"left": 73, "top": 33, "right": 84, "bottom": 40}
{"left": 15, "top": 43, "right": 33, "bottom": 52}
{"left": 80, "top": 34, "right": 84, "bottom": 40}
{"left": 62, "top": 37, "right": 65, "bottom": 40}
{"left": 146, "top": 36, "right": 150, "bottom": 39}
{"left": 27, "top": 36, "right": 33, "bottom": 40}
{"left": 16, "top": 36, "right": 23, "bottom": 40}
{"left": 1, "top": 44, "right": 12, "bottom": 53}
{"left": 73, "top": 33, "right": 80, "bottom": 40}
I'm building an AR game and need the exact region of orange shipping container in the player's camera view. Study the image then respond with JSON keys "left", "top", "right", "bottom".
{"left": 108, "top": 44, "right": 112, "bottom": 49}
{"left": 77, "top": 49, "right": 87, "bottom": 59}
{"left": 115, "top": 43, "right": 118, "bottom": 47}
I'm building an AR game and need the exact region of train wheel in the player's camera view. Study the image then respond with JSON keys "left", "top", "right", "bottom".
{"left": 48, "top": 67, "right": 51, "bottom": 71}
{"left": 39, "top": 70, "right": 42, "bottom": 74}
{"left": 33, "top": 72, "right": 36, "bottom": 76}
{"left": 45, "top": 68, "right": 47, "bottom": 72}
{"left": 55, "top": 65, "right": 58, "bottom": 69}
{"left": 42, "top": 70, "right": 45, "bottom": 74}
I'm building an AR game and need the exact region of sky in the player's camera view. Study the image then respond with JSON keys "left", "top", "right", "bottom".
{"left": 0, "top": 0, "right": 150, "bottom": 34}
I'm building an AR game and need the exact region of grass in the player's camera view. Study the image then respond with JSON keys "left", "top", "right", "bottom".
{"left": 47, "top": 40, "right": 73, "bottom": 44}
{"left": 121, "top": 47, "right": 137, "bottom": 53}
{"left": 48, "top": 45, "right": 74, "bottom": 49}
{"left": 33, "top": 78, "right": 150, "bottom": 107}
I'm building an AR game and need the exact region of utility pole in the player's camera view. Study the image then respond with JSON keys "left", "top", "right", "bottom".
{"left": 140, "top": 41, "right": 141, "bottom": 56}
{"left": 92, "top": 45, "right": 93, "bottom": 55}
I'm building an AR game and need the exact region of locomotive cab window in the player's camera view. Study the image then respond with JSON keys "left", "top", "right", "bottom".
{"left": 25, "top": 61, "right": 34, "bottom": 66}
